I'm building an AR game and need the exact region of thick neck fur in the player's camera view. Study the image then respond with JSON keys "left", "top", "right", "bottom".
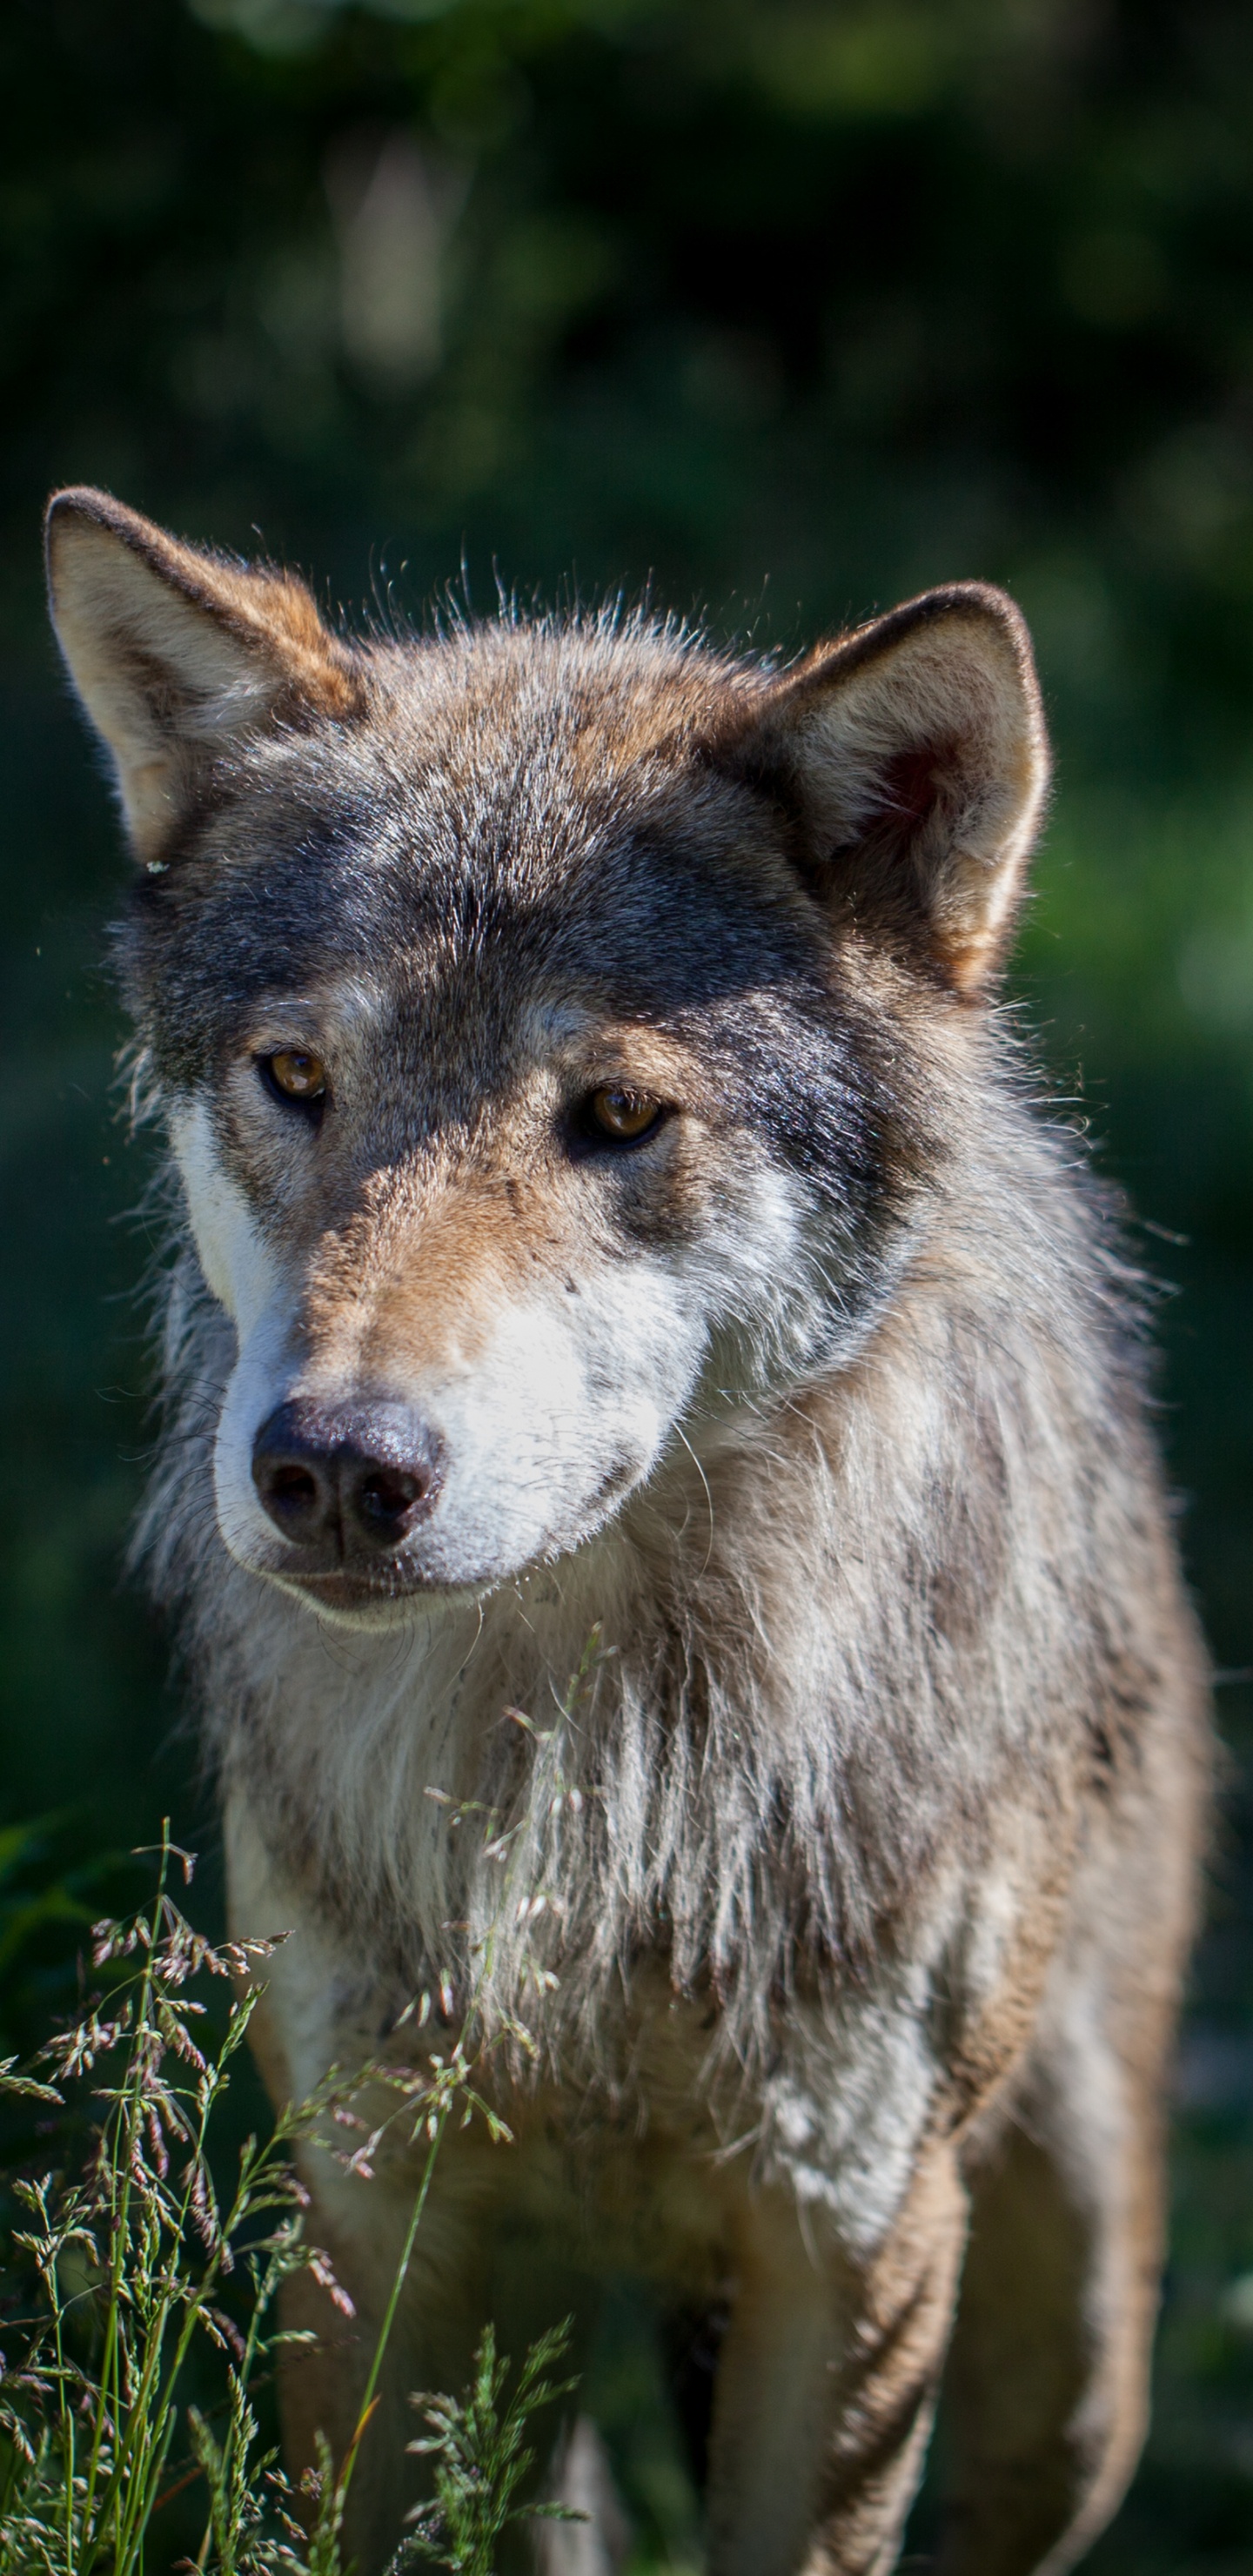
{"left": 137, "top": 1062, "right": 1160, "bottom": 2085}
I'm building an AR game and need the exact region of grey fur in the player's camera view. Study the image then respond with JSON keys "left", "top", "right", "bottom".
{"left": 46, "top": 489, "right": 1209, "bottom": 2576}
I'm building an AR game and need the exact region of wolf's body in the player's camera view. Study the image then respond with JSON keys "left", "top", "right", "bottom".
{"left": 47, "top": 486, "right": 1208, "bottom": 2576}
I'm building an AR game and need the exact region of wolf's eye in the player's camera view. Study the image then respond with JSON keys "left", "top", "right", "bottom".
{"left": 261, "top": 1049, "right": 327, "bottom": 1105}
{"left": 585, "top": 1085, "right": 664, "bottom": 1144}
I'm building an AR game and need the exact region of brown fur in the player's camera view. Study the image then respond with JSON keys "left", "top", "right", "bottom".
{"left": 45, "top": 486, "right": 1210, "bottom": 2575}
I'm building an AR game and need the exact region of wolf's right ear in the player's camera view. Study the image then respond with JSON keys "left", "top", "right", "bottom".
{"left": 45, "top": 488, "right": 365, "bottom": 867}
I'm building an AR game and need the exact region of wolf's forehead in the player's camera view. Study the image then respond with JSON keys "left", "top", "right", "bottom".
{"left": 379, "top": 618, "right": 747, "bottom": 775}
{"left": 136, "top": 622, "right": 814, "bottom": 1086}
{"left": 357, "top": 639, "right": 747, "bottom": 876}
{"left": 306, "top": 621, "right": 768, "bottom": 908}
{"left": 238, "top": 860, "right": 811, "bottom": 1067}
{"left": 225, "top": 654, "right": 804, "bottom": 990}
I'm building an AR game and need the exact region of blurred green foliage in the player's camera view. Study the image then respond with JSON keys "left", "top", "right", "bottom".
{"left": 3, "top": 0, "right": 1253, "bottom": 2564}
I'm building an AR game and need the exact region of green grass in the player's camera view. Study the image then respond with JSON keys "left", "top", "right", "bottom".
{"left": 0, "top": 1829, "right": 593, "bottom": 2576}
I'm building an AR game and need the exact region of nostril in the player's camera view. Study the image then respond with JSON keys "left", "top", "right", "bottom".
{"left": 267, "top": 1463, "right": 321, "bottom": 1517}
{"left": 341, "top": 1414, "right": 443, "bottom": 1553}
{"left": 358, "top": 1466, "right": 424, "bottom": 1527}
{"left": 251, "top": 1402, "right": 339, "bottom": 1546}
{"left": 254, "top": 1454, "right": 328, "bottom": 1541}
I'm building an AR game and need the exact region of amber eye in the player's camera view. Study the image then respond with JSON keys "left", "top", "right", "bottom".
{"left": 262, "top": 1048, "right": 327, "bottom": 1104}
{"left": 586, "top": 1085, "right": 664, "bottom": 1144}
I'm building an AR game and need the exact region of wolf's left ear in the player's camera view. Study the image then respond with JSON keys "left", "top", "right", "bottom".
{"left": 720, "top": 584, "right": 1049, "bottom": 995}
{"left": 45, "top": 487, "right": 365, "bottom": 866}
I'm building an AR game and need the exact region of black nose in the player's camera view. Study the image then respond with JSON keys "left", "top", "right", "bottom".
{"left": 251, "top": 1399, "right": 442, "bottom": 1561}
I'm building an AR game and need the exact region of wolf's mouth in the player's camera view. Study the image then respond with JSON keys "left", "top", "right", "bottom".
{"left": 268, "top": 1560, "right": 465, "bottom": 1619}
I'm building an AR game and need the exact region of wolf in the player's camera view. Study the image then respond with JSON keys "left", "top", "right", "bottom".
{"left": 46, "top": 484, "right": 1209, "bottom": 2576}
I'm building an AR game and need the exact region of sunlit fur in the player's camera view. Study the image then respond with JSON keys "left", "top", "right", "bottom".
{"left": 48, "top": 488, "right": 1209, "bottom": 2576}
{"left": 137, "top": 1056, "right": 1165, "bottom": 2100}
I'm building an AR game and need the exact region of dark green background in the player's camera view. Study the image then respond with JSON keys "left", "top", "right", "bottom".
{"left": 3, "top": 1, "right": 1253, "bottom": 2564}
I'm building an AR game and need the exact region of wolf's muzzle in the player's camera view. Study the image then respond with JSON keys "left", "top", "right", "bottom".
{"left": 251, "top": 1397, "right": 443, "bottom": 1566}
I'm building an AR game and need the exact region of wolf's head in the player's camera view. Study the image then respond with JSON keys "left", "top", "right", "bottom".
{"left": 46, "top": 491, "right": 1047, "bottom": 1624}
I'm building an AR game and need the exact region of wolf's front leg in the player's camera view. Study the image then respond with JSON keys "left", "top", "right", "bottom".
{"left": 278, "top": 2147, "right": 493, "bottom": 2573}
{"left": 705, "top": 2147, "right": 968, "bottom": 2576}
{"left": 226, "top": 1802, "right": 492, "bottom": 2562}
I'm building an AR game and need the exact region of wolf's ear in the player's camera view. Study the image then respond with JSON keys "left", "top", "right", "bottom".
{"left": 720, "top": 584, "right": 1049, "bottom": 995}
{"left": 44, "top": 487, "right": 365, "bottom": 866}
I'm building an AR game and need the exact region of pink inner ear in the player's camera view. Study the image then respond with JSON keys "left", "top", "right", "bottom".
{"left": 879, "top": 740, "right": 955, "bottom": 837}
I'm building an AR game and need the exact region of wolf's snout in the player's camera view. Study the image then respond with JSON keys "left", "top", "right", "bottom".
{"left": 251, "top": 1399, "right": 442, "bottom": 1561}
